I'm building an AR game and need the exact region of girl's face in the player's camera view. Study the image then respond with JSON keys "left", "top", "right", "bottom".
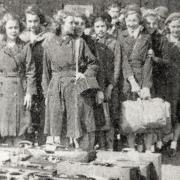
{"left": 5, "top": 19, "right": 20, "bottom": 41}
{"left": 62, "top": 16, "right": 75, "bottom": 35}
{"left": 74, "top": 17, "right": 86, "bottom": 36}
{"left": 144, "top": 16, "right": 158, "bottom": 34}
{"left": 94, "top": 20, "right": 107, "bottom": 38}
{"left": 26, "top": 13, "right": 40, "bottom": 34}
{"left": 125, "top": 13, "right": 140, "bottom": 31}
{"left": 168, "top": 19, "right": 180, "bottom": 39}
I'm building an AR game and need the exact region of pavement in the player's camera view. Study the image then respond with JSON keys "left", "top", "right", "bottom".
{"left": 162, "top": 151, "right": 180, "bottom": 180}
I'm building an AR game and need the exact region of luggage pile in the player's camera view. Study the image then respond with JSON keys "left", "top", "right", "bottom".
{"left": 0, "top": 146, "right": 162, "bottom": 180}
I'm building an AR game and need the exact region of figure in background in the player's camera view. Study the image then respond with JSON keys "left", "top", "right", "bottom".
{"left": 74, "top": 12, "right": 96, "bottom": 56}
{"left": 143, "top": 9, "right": 170, "bottom": 152}
{"left": 154, "top": 6, "right": 169, "bottom": 35}
{"left": 106, "top": 2, "right": 126, "bottom": 38}
{"left": 165, "top": 13, "right": 180, "bottom": 156}
{"left": 20, "top": 4, "right": 53, "bottom": 144}
{"left": 0, "top": 13, "right": 36, "bottom": 146}
{"left": 116, "top": 5, "right": 152, "bottom": 151}
{"left": 42, "top": 11, "right": 99, "bottom": 151}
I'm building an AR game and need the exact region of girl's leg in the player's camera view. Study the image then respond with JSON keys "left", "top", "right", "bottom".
{"left": 127, "top": 134, "right": 136, "bottom": 149}
{"left": 170, "top": 123, "right": 180, "bottom": 155}
{"left": 144, "top": 133, "right": 154, "bottom": 152}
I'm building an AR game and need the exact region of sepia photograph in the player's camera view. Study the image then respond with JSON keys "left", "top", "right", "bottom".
{"left": 0, "top": 0, "right": 179, "bottom": 179}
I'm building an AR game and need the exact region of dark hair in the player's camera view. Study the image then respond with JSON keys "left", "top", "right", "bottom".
{"left": 93, "top": 13, "right": 112, "bottom": 28}
{"left": 0, "top": 12, "right": 24, "bottom": 34}
{"left": 107, "top": 1, "right": 121, "bottom": 10}
{"left": 25, "top": 4, "right": 46, "bottom": 25}
{"left": 74, "top": 12, "right": 88, "bottom": 27}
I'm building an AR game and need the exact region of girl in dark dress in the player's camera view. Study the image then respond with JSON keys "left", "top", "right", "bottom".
{"left": 20, "top": 5, "right": 53, "bottom": 144}
{"left": 91, "top": 14, "right": 116, "bottom": 150}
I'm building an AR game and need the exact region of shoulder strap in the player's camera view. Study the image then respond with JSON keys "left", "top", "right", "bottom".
{"left": 74, "top": 38, "right": 81, "bottom": 77}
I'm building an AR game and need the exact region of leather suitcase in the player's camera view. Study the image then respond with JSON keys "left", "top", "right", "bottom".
{"left": 96, "top": 151, "right": 162, "bottom": 180}
{"left": 57, "top": 161, "right": 140, "bottom": 180}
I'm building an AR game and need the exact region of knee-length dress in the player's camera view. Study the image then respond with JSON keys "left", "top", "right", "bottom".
{"left": 0, "top": 39, "right": 36, "bottom": 137}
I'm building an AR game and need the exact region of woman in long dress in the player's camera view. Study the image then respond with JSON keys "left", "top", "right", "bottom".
{"left": 0, "top": 13, "right": 36, "bottom": 145}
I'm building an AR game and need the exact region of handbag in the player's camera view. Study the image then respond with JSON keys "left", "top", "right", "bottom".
{"left": 120, "top": 98, "right": 171, "bottom": 133}
{"left": 74, "top": 38, "right": 99, "bottom": 95}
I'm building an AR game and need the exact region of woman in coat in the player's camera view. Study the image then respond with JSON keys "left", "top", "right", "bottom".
{"left": 0, "top": 13, "right": 36, "bottom": 145}
{"left": 143, "top": 9, "right": 170, "bottom": 152}
{"left": 20, "top": 4, "right": 54, "bottom": 144}
{"left": 165, "top": 13, "right": 180, "bottom": 156}
{"left": 42, "top": 10, "right": 99, "bottom": 151}
{"left": 115, "top": 5, "right": 152, "bottom": 150}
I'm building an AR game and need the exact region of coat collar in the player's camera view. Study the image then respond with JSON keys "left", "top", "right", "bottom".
{"left": 0, "top": 37, "right": 25, "bottom": 57}
{"left": 56, "top": 34, "right": 77, "bottom": 46}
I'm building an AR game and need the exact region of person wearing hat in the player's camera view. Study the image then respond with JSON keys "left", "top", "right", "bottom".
{"left": 164, "top": 12, "right": 180, "bottom": 156}
{"left": 115, "top": 4, "right": 153, "bottom": 151}
{"left": 154, "top": 6, "right": 169, "bottom": 34}
{"left": 143, "top": 9, "right": 170, "bottom": 152}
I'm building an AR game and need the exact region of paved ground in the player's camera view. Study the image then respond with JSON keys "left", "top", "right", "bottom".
{"left": 162, "top": 152, "right": 180, "bottom": 180}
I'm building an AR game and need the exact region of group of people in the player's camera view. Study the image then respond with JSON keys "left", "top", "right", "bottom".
{"left": 0, "top": 2, "right": 180, "bottom": 157}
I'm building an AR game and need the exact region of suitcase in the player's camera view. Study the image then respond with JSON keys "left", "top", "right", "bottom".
{"left": 96, "top": 151, "right": 162, "bottom": 180}
{"left": 57, "top": 161, "right": 140, "bottom": 180}
{"left": 27, "top": 148, "right": 96, "bottom": 163}
{"left": 121, "top": 98, "right": 171, "bottom": 133}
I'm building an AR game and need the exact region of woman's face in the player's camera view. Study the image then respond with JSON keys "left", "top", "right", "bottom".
{"left": 125, "top": 13, "right": 140, "bottom": 31}
{"left": 168, "top": 19, "right": 180, "bottom": 39}
{"left": 74, "top": 16, "right": 86, "bottom": 36}
{"left": 108, "top": 7, "right": 120, "bottom": 19}
{"left": 144, "top": 16, "right": 158, "bottom": 34}
{"left": 26, "top": 13, "right": 41, "bottom": 34}
{"left": 5, "top": 19, "right": 20, "bottom": 41}
{"left": 62, "top": 16, "right": 75, "bottom": 35}
{"left": 94, "top": 20, "right": 107, "bottom": 38}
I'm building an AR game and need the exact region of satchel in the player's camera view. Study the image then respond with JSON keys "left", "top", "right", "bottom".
{"left": 74, "top": 38, "right": 99, "bottom": 95}
{"left": 120, "top": 98, "right": 171, "bottom": 134}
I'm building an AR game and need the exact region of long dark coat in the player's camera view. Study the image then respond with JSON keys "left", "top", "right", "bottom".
{"left": 42, "top": 35, "right": 99, "bottom": 138}
{"left": 0, "top": 39, "right": 36, "bottom": 137}
{"left": 20, "top": 30, "right": 54, "bottom": 134}
{"left": 115, "top": 28, "right": 152, "bottom": 100}
{"left": 92, "top": 34, "right": 116, "bottom": 129}
{"left": 151, "top": 31, "right": 169, "bottom": 99}
{"left": 165, "top": 39, "right": 180, "bottom": 126}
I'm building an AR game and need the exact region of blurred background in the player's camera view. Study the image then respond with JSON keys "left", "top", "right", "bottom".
{"left": 0, "top": 0, "right": 180, "bottom": 16}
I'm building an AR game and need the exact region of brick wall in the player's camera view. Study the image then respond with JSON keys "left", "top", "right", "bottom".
{"left": 0, "top": 0, "right": 180, "bottom": 16}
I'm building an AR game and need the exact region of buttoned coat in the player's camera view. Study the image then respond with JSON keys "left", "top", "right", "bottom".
{"left": 115, "top": 29, "right": 152, "bottom": 100}
{"left": 42, "top": 35, "right": 99, "bottom": 138}
{"left": 0, "top": 39, "right": 36, "bottom": 137}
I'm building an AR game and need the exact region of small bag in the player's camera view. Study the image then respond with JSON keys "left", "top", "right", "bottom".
{"left": 121, "top": 98, "right": 171, "bottom": 133}
{"left": 74, "top": 38, "right": 99, "bottom": 95}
